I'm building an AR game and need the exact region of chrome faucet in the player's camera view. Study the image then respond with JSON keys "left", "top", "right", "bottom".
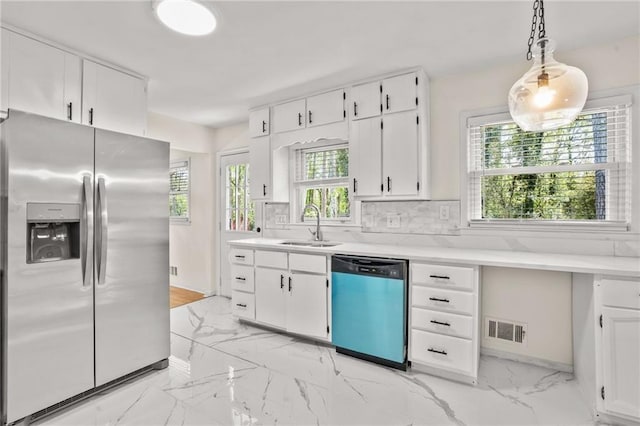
{"left": 301, "top": 204, "right": 323, "bottom": 241}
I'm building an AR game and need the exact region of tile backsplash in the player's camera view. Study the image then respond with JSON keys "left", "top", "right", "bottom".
{"left": 361, "top": 200, "right": 460, "bottom": 235}
{"left": 264, "top": 203, "right": 290, "bottom": 229}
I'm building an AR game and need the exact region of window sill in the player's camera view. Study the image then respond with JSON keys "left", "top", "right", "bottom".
{"left": 171, "top": 219, "right": 191, "bottom": 226}
{"left": 467, "top": 220, "right": 629, "bottom": 234}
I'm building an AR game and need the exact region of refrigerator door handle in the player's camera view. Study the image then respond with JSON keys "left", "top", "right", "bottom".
{"left": 81, "top": 175, "right": 93, "bottom": 287}
{"left": 97, "top": 177, "right": 109, "bottom": 285}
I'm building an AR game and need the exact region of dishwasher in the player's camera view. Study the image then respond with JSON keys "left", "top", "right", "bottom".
{"left": 331, "top": 255, "right": 408, "bottom": 370}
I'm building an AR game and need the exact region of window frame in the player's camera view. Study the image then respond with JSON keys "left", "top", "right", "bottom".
{"left": 169, "top": 158, "right": 191, "bottom": 224}
{"left": 290, "top": 139, "right": 354, "bottom": 225}
{"left": 460, "top": 92, "right": 634, "bottom": 233}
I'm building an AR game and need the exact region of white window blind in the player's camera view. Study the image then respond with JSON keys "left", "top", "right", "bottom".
{"left": 170, "top": 160, "right": 190, "bottom": 222}
{"left": 293, "top": 144, "right": 350, "bottom": 220}
{"left": 467, "top": 96, "right": 631, "bottom": 226}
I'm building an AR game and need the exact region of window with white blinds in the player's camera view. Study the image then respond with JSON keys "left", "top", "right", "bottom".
{"left": 293, "top": 144, "right": 350, "bottom": 221}
{"left": 170, "top": 160, "right": 190, "bottom": 222}
{"left": 467, "top": 95, "right": 631, "bottom": 227}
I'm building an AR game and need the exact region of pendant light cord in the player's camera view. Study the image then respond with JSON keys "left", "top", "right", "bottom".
{"left": 526, "top": 0, "right": 547, "bottom": 60}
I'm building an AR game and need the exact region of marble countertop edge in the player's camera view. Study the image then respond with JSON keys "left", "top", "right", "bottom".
{"left": 228, "top": 238, "right": 640, "bottom": 277}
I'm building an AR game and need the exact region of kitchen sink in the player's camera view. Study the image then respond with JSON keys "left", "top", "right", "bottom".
{"left": 279, "top": 241, "right": 341, "bottom": 248}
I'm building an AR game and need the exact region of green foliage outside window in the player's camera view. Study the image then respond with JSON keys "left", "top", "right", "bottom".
{"left": 479, "top": 112, "right": 608, "bottom": 221}
{"left": 300, "top": 147, "right": 350, "bottom": 220}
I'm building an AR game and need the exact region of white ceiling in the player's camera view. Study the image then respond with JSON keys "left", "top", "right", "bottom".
{"left": 1, "top": 1, "right": 638, "bottom": 128}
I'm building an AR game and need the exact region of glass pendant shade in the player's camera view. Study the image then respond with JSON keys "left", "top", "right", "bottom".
{"left": 508, "top": 38, "right": 588, "bottom": 132}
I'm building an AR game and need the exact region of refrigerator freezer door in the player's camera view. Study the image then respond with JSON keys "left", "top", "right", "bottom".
{"left": 2, "top": 111, "right": 95, "bottom": 423}
{"left": 94, "top": 129, "right": 169, "bottom": 386}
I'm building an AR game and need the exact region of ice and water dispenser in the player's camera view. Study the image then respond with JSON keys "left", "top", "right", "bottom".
{"left": 26, "top": 203, "right": 80, "bottom": 263}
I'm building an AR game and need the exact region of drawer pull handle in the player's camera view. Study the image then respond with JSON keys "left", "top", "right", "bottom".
{"left": 429, "top": 275, "right": 450, "bottom": 280}
{"left": 235, "top": 276, "right": 246, "bottom": 281}
{"left": 430, "top": 320, "right": 451, "bottom": 327}
{"left": 280, "top": 274, "right": 284, "bottom": 289}
{"left": 234, "top": 255, "right": 246, "bottom": 259}
{"left": 236, "top": 303, "right": 247, "bottom": 308}
{"left": 427, "top": 348, "right": 447, "bottom": 356}
{"left": 429, "top": 297, "right": 450, "bottom": 303}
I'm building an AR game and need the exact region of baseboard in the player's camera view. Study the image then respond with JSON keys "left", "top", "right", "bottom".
{"left": 169, "top": 283, "right": 206, "bottom": 294}
{"left": 480, "top": 347, "right": 574, "bottom": 373}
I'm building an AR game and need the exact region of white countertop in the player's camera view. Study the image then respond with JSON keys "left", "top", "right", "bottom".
{"left": 229, "top": 238, "right": 640, "bottom": 277}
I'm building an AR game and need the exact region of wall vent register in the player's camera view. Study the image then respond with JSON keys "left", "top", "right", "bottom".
{"left": 485, "top": 317, "right": 527, "bottom": 345}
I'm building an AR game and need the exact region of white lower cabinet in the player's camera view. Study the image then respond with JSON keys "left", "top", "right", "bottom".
{"left": 287, "top": 273, "right": 328, "bottom": 339}
{"left": 232, "top": 290, "right": 255, "bottom": 320}
{"left": 409, "top": 262, "right": 480, "bottom": 383}
{"left": 255, "top": 267, "right": 287, "bottom": 328}
{"left": 235, "top": 249, "right": 330, "bottom": 342}
{"left": 596, "top": 277, "right": 640, "bottom": 422}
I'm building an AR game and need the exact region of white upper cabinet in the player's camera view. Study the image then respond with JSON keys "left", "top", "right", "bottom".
{"left": 2, "top": 30, "right": 81, "bottom": 123}
{"left": 350, "top": 117, "right": 382, "bottom": 197}
{"left": 273, "top": 99, "right": 306, "bottom": 133}
{"left": 82, "top": 60, "right": 147, "bottom": 136}
{"left": 382, "top": 111, "right": 419, "bottom": 196}
{"left": 382, "top": 72, "right": 418, "bottom": 115}
{"left": 249, "top": 136, "right": 271, "bottom": 200}
{"left": 249, "top": 107, "right": 270, "bottom": 138}
{"left": 306, "top": 89, "right": 345, "bottom": 128}
{"left": 351, "top": 81, "right": 381, "bottom": 120}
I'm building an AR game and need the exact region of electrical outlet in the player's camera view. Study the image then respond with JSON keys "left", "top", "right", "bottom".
{"left": 439, "top": 206, "right": 450, "bottom": 220}
{"left": 386, "top": 213, "right": 401, "bottom": 229}
{"left": 276, "top": 215, "right": 287, "bottom": 224}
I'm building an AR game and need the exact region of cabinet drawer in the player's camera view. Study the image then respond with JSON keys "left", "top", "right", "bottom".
{"left": 231, "top": 264, "right": 255, "bottom": 292}
{"left": 411, "top": 307, "right": 473, "bottom": 339}
{"left": 412, "top": 286, "right": 475, "bottom": 315}
{"left": 289, "top": 253, "right": 326, "bottom": 274}
{"left": 410, "top": 329, "right": 473, "bottom": 374}
{"left": 601, "top": 278, "right": 640, "bottom": 310}
{"left": 232, "top": 291, "right": 255, "bottom": 320}
{"left": 255, "top": 250, "right": 288, "bottom": 269}
{"left": 229, "top": 248, "right": 254, "bottom": 265}
{"left": 411, "top": 263, "right": 475, "bottom": 291}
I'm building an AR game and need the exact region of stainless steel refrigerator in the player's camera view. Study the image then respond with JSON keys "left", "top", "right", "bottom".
{"left": 0, "top": 110, "right": 170, "bottom": 425}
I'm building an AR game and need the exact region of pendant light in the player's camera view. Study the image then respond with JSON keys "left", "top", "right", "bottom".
{"left": 508, "top": 0, "right": 588, "bottom": 132}
{"left": 153, "top": 0, "right": 217, "bottom": 36}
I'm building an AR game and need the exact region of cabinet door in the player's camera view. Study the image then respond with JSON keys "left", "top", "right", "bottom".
{"left": 5, "top": 31, "right": 68, "bottom": 120}
{"left": 287, "top": 273, "right": 328, "bottom": 339}
{"left": 306, "top": 89, "right": 345, "bottom": 127}
{"left": 382, "top": 72, "right": 418, "bottom": 115}
{"left": 255, "top": 267, "right": 286, "bottom": 329}
{"left": 382, "top": 111, "right": 419, "bottom": 196}
{"left": 602, "top": 307, "right": 640, "bottom": 420}
{"left": 249, "top": 107, "right": 270, "bottom": 138}
{"left": 82, "top": 60, "right": 147, "bottom": 136}
{"left": 350, "top": 117, "right": 382, "bottom": 197}
{"left": 249, "top": 136, "right": 271, "bottom": 200}
{"left": 351, "top": 81, "right": 381, "bottom": 120}
{"left": 273, "top": 99, "right": 306, "bottom": 133}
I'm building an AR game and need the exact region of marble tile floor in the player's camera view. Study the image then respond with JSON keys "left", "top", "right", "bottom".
{"left": 36, "top": 296, "right": 595, "bottom": 426}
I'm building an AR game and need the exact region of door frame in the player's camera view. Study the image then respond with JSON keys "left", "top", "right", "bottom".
{"left": 215, "top": 148, "right": 263, "bottom": 296}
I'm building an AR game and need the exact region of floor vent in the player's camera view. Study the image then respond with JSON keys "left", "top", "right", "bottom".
{"left": 485, "top": 317, "right": 527, "bottom": 345}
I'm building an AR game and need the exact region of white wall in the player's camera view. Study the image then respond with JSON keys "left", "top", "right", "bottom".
{"left": 147, "top": 112, "right": 216, "bottom": 295}
{"left": 213, "top": 35, "right": 639, "bottom": 365}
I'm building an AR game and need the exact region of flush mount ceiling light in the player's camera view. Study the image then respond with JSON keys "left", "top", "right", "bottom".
{"left": 153, "top": 0, "right": 216, "bottom": 36}
{"left": 508, "top": 0, "right": 588, "bottom": 132}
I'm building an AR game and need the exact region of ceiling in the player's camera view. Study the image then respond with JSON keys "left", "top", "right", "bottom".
{"left": 1, "top": 1, "right": 638, "bottom": 128}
